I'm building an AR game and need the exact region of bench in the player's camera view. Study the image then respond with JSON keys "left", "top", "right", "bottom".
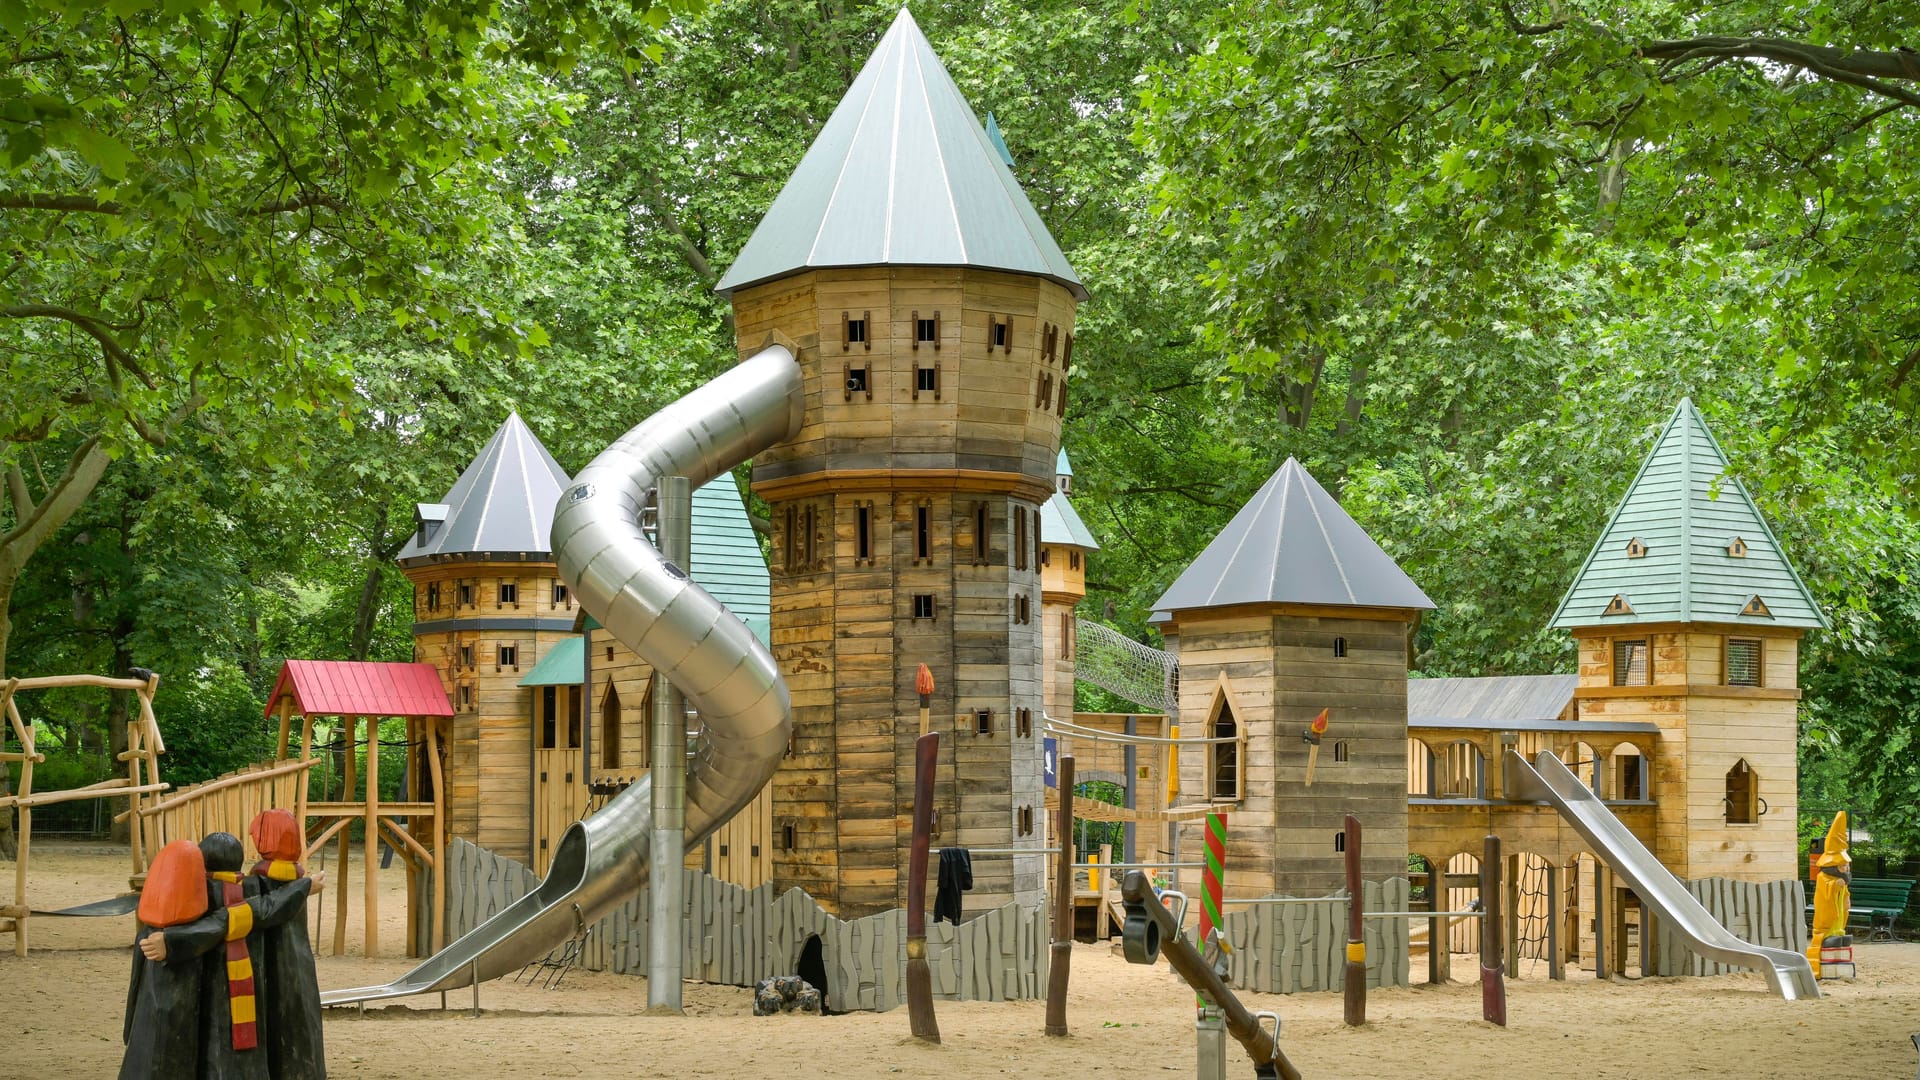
{"left": 1803, "top": 877, "right": 1915, "bottom": 942}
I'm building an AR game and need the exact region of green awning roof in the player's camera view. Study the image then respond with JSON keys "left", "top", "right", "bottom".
{"left": 518, "top": 636, "right": 584, "bottom": 687}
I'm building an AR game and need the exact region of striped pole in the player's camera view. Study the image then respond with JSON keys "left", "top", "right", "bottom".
{"left": 1199, "top": 812, "right": 1227, "bottom": 946}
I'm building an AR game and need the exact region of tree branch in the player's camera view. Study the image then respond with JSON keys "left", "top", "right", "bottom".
{"left": 0, "top": 304, "right": 157, "bottom": 389}
{"left": 4, "top": 466, "right": 31, "bottom": 524}
{"left": 0, "top": 438, "right": 109, "bottom": 554}
{"left": 1639, "top": 38, "right": 1920, "bottom": 108}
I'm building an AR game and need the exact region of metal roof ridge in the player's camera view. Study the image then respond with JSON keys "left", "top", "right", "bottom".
{"left": 906, "top": 32, "right": 965, "bottom": 262}
{"left": 1298, "top": 459, "right": 1357, "bottom": 604}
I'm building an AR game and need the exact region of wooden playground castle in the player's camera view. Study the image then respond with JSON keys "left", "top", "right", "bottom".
{"left": 0, "top": 8, "right": 1827, "bottom": 1010}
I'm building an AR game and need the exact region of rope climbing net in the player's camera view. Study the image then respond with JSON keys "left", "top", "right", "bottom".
{"left": 1073, "top": 618, "right": 1179, "bottom": 716}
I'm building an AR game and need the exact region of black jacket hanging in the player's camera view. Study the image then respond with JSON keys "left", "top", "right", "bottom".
{"left": 934, "top": 847, "right": 972, "bottom": 925}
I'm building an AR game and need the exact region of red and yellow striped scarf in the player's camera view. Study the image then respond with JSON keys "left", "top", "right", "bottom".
{"left": 250, "top": 859, "right": 305, "bottom": 882}
{"left": 211, "top": 872, "right": 258, "bottom": 1051}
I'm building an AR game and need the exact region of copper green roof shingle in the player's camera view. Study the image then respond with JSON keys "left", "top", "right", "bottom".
{"left": 518, "top": 635, "right": 584, "bottom": 687}
{"left": 1549, "top": 399, "right": 1825, "bottom": 630}
{"left": 1041, "top": 451, "right": 1097, "bottom": 549}
{"left": 714, "top": 8, "right": 1084, "bottom": 300}
{"left": 690, "top": 477, "right": 771, "bottom": 645}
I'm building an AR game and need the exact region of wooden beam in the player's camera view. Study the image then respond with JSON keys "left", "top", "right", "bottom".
{"left": 301, "top": 818, "right": 351, "bottom": 863}
{"left": 365, "top": 713, "right": 380, "bottom": 959}
{"left": 426, "top": 717, "right": 446, "bottom": 953}
{"left": 334, "top": 715, "right": 354, "bottom": 958}
{"left": 140, "top": 758, "right": 316, "bottom": 815}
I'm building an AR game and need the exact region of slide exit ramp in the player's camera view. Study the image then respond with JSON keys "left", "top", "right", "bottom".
{"left": 1504, "top": 749, "right": 1819, "bottom": 1001}
{"left": 321, "top": 345, "right": 805, "bottom": 1007}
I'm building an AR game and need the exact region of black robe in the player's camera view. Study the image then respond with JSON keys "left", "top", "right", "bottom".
{"left": 198, "top": 876, "right": 313, "bottom": 1080}
{"left": 120, "top": 908, "right": 231, "bottom": 1080}
{"left": 250, "top": 867, "right": 325, "bottom": 1080}
{"left": 935, "top": 847, "right": 972, "bottom": 925}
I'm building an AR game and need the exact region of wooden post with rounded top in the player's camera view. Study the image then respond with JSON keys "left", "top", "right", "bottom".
{"left": 1343, "top": 814, "right": 1366, "bottom": 1026}
{"left": 1480, "top": 834, "right": 1508, "bottom": 1026}
{"left": 1045, "top": 754, "right": 1074, "bottom": 1037}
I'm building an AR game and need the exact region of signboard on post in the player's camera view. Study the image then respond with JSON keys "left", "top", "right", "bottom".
{"left": 1043, "top": 737, "right": 1058, "bottom": 788}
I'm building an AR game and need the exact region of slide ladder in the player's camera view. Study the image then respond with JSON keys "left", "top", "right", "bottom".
{"left": 321, "top": 345, "right": 804, "bottom": 1006}
{"left": 1504, "top": 749, "right": 1819, "bottom": 1001}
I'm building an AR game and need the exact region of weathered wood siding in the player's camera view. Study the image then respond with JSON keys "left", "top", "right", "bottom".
{"left": 1652, "top": 877, "right": 1809, "bottom": 977}
{"left": 1218, "top": 878, "right": 1412, "bottom": 993}
{"left": 439, "top": 838, "right": 1048, "bottom": 1010}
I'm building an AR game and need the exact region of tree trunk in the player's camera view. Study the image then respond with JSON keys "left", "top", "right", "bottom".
{"left": 107, "top": 616, "right": 135, "bottom": 841}
{"left": 0, "top": 559, "right": 18, "bottom": 858}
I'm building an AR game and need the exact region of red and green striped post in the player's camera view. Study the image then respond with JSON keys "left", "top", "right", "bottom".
{"left": 1199, "top": 812, "right": 1227, "bottom": 946}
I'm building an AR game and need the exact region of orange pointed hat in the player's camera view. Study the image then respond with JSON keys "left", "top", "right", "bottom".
{"left": 1817, "top": 812, "right": 1851, "bottom": 868}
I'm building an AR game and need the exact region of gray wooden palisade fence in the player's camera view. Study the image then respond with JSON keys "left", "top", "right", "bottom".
{"left": 434, "top": 839, "right": 1050, "bottom": 1011}
{"left": 1216, "top": 879, "right": 1413, "bottom": 993}
{"left": 1652, "top": 877, "right": 1809, "bottom": 977}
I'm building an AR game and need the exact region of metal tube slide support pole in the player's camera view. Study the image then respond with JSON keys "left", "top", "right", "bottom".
{"left": 1119, "top": 871, "right": 1302, "bottom": 1080}
{"left": 647, "top": 475, "right": 692, "bottom": 1014}
{"left": 1480, "top": 834, "right": 1508, "bottom": 1026}
{"left": 1044, "top": 754, "right": 1075, "bottom": 1037}
{"left": 1343, "top": 814, "right": 1365, "bottom": 1027}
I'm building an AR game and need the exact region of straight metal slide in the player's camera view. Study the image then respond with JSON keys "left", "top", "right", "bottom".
{"left": 321, "top": 345, "right": 805, "bottom": 1006}
{"left": 1504, "top": 749, "right": 1819, "bottom": 1001}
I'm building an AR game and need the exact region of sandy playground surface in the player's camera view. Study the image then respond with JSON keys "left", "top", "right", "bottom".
{"left": 5, "top": 842, "right": 1918, "bottom": 1079}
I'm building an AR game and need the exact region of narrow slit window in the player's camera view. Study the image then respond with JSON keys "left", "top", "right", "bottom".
{"left": 1068, "top": 551, "right": 1080, "bottom": 570}
{"left": 1039, "top": 547, "right": 1050, "bottom": 567}
{"left": 992, "top": 317, "right": 1009, "bottom": 351}
{"left": 1612, "top": 639, "right": 1650, "bottom": 686}
{"left": 912, "top": 594, "right": 935, "bottom": 620}
{"left": 802, "top": 505, "right": 817, "bottom": 568}
{"left": 498, "top": 645, "right": 518, "bottom": 669}
{"left": 426, "top": 583, "right": 440, "bottom": 611}
{"left": 1725, "top": 638, "right": 1763, "bottom": 687}
{"left": 973, "top": 503, "right": 990, "bottom": 564}
{"left": 1013, "top": 506, "right": 1028, "bottom": 571}
{"left": 1015, "top": 594, "right": 1030, "bottom": 624}
{"left": 1061, "top": 332, "right": 1073, "bottom": 368}
{"left": 459, "top": 643, "right": 474, "bottom": 669}
{"left": 499, "top": 581, "right": 517, "bottom": 606}
{"left": 842, "top": 311, "right": 869, "bottom": 350}
{"left": 1062, "top": 613, "right": 1075, "bottom": 659}
{"left": 784, "top": 506, "right": 796, "bottom": 572}
{"left": 1332, "top": 740, "right": 1350, "bottom": 763}
{"left": 915, "top": 365, "right": 939, "bottom": 397}
{"left": 843, "top": 363, "right": 870, "bottom": 400}
{"left": 1333, "top": 636, "right": 1348, "bottom": 658}
{"left": 1055, "top": 376, "right": 1068, "bottom": 418}
{"left": 552, "top": 583, "right": 569, "bottom": 606}
{"left": 855, "top": 504, "right": 873, "bottom": 562}
{"left": 914, "top": 311, "right": 939, "bottom": 348}
{"left": 458, "top": 684, "right": 473, "bottom": 709}
{"left": 458, "top": 582, "right": 474, "bottom": 606}
{"left": 1036, "top": 372, "right": 1052, "bottom": 408}
{"left": 975, "top": 709, "right": 994, "bottom": 736}
{"left": 915, "top": 503, "right": 931, "bottom": 561}
{"left": 782, "top": 822, "right": 797, "bottom": 850}
{"left": 1210, "top": 700, "right": 1239, "bottom": 800}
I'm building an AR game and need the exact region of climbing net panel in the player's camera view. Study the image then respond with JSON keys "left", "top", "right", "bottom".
{"left": 1073, "top": 618, "right": 1179, "bottom": 716}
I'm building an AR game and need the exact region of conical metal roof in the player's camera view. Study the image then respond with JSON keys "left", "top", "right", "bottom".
{"left": 1153, "top": 458, "right": 1434, "bottom": 615}
{"left": 1549, "top": 399, "right": 1825, "bottom": 629}
{"left": 400, "top": 413, "right": 570, "bottom": 565}
{"left": 714, "top": 8, "right": 1084, "bottom": 300}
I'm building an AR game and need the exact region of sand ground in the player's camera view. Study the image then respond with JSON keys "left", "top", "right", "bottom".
{"left": 6, "top": 842, "right": 1918, "bottom": 1079}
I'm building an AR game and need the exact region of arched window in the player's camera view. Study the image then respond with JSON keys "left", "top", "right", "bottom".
{"left": 600, "top": 683, "right": 621, "bottom": 768}
{"left": 1725, "top": 759, "right": 1760, "bottom": 824}
{"left": 1208, "top": 693, "right": 1240, "bottom": 801}
{"left": 1610, "top": 745, "right": 1646, "bottom": 801}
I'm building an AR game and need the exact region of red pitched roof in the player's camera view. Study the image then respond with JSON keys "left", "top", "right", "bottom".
{"left": 264, "top": 660, "right": 454, "bottom": 719}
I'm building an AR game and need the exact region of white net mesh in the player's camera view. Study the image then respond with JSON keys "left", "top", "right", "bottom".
{"left": 1074, "top": 618, "right": 1179, "bottom": 716}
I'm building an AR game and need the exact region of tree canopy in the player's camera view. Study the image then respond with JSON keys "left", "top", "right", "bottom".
{"left": 4, "top": 0, "right": 1918, "bottom": 851}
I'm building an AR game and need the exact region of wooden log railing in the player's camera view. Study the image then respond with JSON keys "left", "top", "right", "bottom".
{"left": 137, "top": 758, "right": 318, "bottom": 860}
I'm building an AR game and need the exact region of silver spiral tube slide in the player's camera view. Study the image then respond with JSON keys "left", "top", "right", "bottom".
{"left": 321, "top": 345, "right": 804, "bottom": 1005}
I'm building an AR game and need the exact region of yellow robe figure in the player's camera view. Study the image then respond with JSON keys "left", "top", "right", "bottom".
{"left": 1806, "top": 812, "right": 1851, "bottom": 977}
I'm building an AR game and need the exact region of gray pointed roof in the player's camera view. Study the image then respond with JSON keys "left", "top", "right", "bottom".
{"left": 714, "top": 8, "right": 1084, "bottom": 300}
{"left": 1152, "top": 458, "right": 1434, "bottom": 615}
{"left": 1041, "top": 490, "right": 1099, "bottom": 550}
{"left": 400, "top": 413, "right": 570, "bottom": 565}
{"left": 1549, "top": 399, "right": 1825, "bottom": 630}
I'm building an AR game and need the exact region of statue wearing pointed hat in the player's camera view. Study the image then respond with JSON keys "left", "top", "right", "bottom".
{"left": 1806, "top": 812, "right": 1852, "bottom": 977}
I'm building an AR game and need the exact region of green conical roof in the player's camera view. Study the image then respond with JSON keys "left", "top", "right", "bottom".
{"left": 714, "top": 8, "right": 1083, "bottom": 300}
{"left": 1549, "top": 399, "right": 1825, "bottom": 630}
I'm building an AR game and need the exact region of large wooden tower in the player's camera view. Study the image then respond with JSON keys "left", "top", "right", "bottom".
{"left": 1549, "top": 398, "right": 1825, "bottom": 882}
{"left": 716, "top": 9, "right": 1084, "bottom": 917}
{"left": 399, "top": 413, "right": 578, "bottom": 865}
{"left": 1154, "top": 458, "right": 1433, "bottom": 898}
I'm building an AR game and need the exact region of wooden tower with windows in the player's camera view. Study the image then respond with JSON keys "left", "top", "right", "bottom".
{"left": 1040, "top": 451, "right": 1099, "bottom": 722}
{"left": 1153, "top": 458, "right": 1433, "bottom": 898}
{"left": 1549, "top": 398, "right": 1826, "bottom": 882}
{"left": 400, "top": 413, "right": 579, "bottom": 866}
{"left": 715, "top": 8, "right": 1083, "bottom": 918}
